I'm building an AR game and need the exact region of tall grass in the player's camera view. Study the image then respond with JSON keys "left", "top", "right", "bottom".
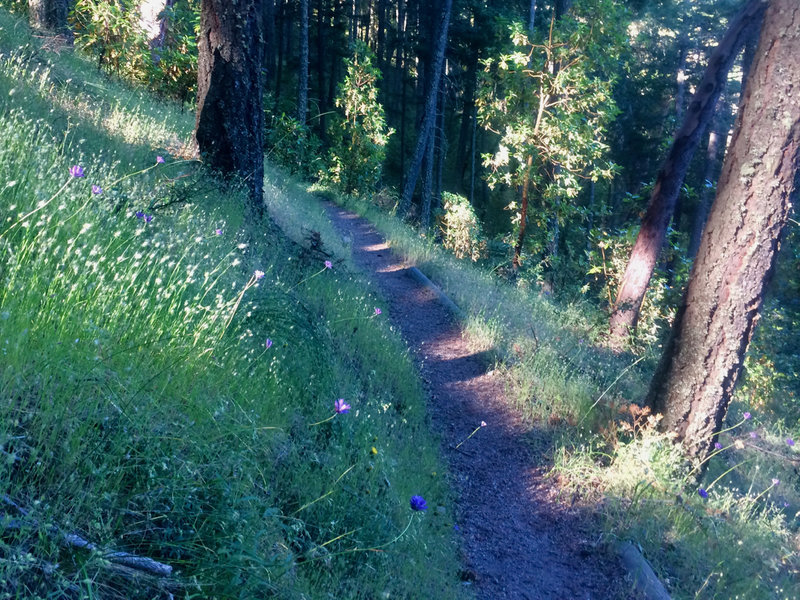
{"left": 0, "top": 10, "right": 466, "bottom": 599}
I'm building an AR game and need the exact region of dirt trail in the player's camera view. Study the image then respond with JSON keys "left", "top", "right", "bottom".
{"left": 323, "top": 202, "right": 632, "bottom": 599}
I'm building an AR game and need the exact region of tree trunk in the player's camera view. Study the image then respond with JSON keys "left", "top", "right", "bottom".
{"left": 195, "top": 0, "right": 265, "bottom": 212}
{"left": 138, "top": 0, "right": 175, "bottom": 49}
{"left": 399, "top": 0, "right": 452, "bottom": 216}
{"left": 298, "top": 0, "right": 309, "bottom": 124}
{"left": 28, "top": 0, "right": 69, "bottom": 36}
{"left": 608, "top": 0, "right": 767, "bottom": 349}
{"left": 648, "top": 0, "right": 800, "bottom": 464}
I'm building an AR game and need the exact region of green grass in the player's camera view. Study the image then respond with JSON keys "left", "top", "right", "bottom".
{"left": 0, "top": 10, "right": 466, "bottom": 599}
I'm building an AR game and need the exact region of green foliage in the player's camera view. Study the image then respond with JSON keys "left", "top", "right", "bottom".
{"left": 440, "top": 192, "right": 487, "bottom": 261}
{"left": 71, "top": 0, "right": 199, "bottom": 102}
{"left": 265, "top": 112, "right": 323, "bottom": 177}
{"left": 326, "top": 41, "right": 393, "bottom": 196}
{"left": 477, "top": 0, "right": 627, "bottom": 264}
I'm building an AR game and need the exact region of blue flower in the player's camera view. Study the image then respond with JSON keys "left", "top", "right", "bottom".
{"left": 410, "top": 495, "right": 428, "bottom": 511}
{"left": 698, "top": 488, "right": 708, "bottom": 499}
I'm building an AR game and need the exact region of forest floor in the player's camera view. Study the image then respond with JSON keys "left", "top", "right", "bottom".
{"left": 323, "top": 201, "right": 637, "bottom": 600}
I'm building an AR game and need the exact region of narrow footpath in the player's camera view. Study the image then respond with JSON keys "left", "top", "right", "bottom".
{"left": 323, "top": 202, "right": 635, "bottom": 600}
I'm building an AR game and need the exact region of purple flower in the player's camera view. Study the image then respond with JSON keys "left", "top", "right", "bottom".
{"left": 334, "top": 398, "right": 351, "bottom": 414}
{"left": 144, "top": 214, "right": 153, "bottom": 223}
{"left": 324, "top": 260, "right": 332, "bottom": 269}
{"left": 698, "top": 488, "right": 708, "bottom": 499}
{"left": 374, "top": 307, "right": 382, "bottom": 316}
{"left": 743, "top": 412, "right": 751, "bottom": 420}
{"left": 714, "top": 442, "right": 722, "bottom": 450}
{"left": 215, "top": 228, "right": 223, "bottom": 236}
{"left": 410, "top": 495, "right": 428, "bottom": 511}
{"left": 772, "top": 478, "right": 780, "bottom": 486}
{"left": 91, "top": 184, "right": 102, "bottom": 194}
{"left": 254, "top": 270, "right": 265, "bottom": 280}
{"left": 69, "top": 165, "right": 84, "bottom": 178}
{"left": 750, "top": 431, "right": 758, "bottom": 439}
{"left": 156, "top": 156, "right": 165, "bottom": 164}
{"left": 265, "top": 338, "right": 273, "bottom": 349}
{"left": 135, "top": 211, "right": 145, "bottom": 219}
{"left": 787, "top": 438, "right": 795, "bottom": 447}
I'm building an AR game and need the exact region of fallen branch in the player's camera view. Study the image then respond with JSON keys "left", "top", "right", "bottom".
{"left": 2, "top": 495, "right": 173, "bottom": 578}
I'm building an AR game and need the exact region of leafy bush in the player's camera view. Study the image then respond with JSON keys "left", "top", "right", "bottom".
{"left": 440, "top": 192, "right": 486, "bottom": 261}
{"left": 326, "top": 41, "right": 393, "bottom": 196}
{"left": 71, "top": 0, "right": 198, "bottom": 102}
{"left": 265, "top": 113, "right": 323, "bottom": 177}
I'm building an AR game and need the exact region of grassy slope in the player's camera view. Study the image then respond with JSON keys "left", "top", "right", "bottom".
{"left": 0, "top": 10, "right": 466, "bottom": 599}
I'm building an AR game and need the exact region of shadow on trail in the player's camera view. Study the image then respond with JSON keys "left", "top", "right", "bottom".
{"left": 323, "top": 201, "right": 635, "bottom": 600}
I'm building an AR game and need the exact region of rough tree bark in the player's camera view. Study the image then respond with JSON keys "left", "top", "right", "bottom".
{"left": 647, "top": 0, "right": 800, "bottom": 464}
{"left": 608, "top": 0, "right": 767, "bottom": 348}
{"left": 399, "top": 0, "right": 452, "bottom": 217}
{"left": 195, "top": 0, "right": 265, "bottom": 212}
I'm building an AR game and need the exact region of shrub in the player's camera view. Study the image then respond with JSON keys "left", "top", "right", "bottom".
{"left": 265, "top": 113, "right": 323, "bottom": 177}
{"left": 440, "top": 192, "right": 486, "bottom": 261}
{"left": 326, "top": 41, "right": 393, "bottom": 196}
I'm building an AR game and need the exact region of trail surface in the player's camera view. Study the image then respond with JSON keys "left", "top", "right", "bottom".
{"left": 324, "top": 202, "right": 633, "bottom": 600}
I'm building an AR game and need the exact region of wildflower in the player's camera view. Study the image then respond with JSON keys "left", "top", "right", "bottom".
{"left": 156, "top": 156, "right": 165, "bottom": 164}
{"left": 265, "top": 338, "right": 273, "bottom": 349}
{"left": 734, "top": 440, "right": 745, "bottom": 449}
{"left": 334, "top": 399, "right": 351, "bottom": 414}
{"left": 215, "top": 228, "right": 223, "bottom": 235}
{"left": 714, "top": 442, "right": 722, "bottom": 450}
{"left": 698, "top": 488, "right": 708, "bottom": 499}
{"left": 324, "top": 260, "right": 332, "bottom": 269}
{"left": 69, "top": 165, "right": 84, "bottom": 178}
{"left": 144, "top": 214, "right": 153, "bottom": 223}
{"left": 743, "top": 412, "right": 751, "bottom": 420}
{"left": 135, "top": 211, "right": 145, "bottom": 219}
{"left": 254, "top": 270, "right": 265, "bottom": 280}
{"left": 374, "top": 307, "right": 382, "bottom": 316}
{"left": 481, "top": 421, "right": 487, "bottom": 427}
{"left": 410, "top": 495, "right": 428, "bottom": 511}
{"left": 750, "top": 431, "right": 758, "bottom": 439}
{"left": 787, "top": 438, "right": 795, "bottom": 447}
{"left": 772, "top": 478, "right": 780, "bottom": 486}
{"left": 91, "top": 185, "right": 103, "bottom": 195}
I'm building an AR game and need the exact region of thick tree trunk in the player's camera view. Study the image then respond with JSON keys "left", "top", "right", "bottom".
{"left": 28, "top": 0, "right": 69, "bottom": 36}
{"left": 298, "top": 0, "right": 309, "bottom": 124}
{"left": 195, "top": 0, "right": 265, "bottom": 212}
{"left": 399, "top": 0, "right": 452, "bottom": 216}
{"left": 608, "top": 0, "right": 767, "bottom": 348}
{"left": 648, "top": 0, "right": 800, "bottom": 464}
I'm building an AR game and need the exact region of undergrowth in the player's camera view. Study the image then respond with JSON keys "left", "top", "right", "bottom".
{"left": 0, "top": 10, "right": 466, "bottom": 599}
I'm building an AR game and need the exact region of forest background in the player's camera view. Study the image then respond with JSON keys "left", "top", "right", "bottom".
{"left": 1, "top": 0, "right": 799, "bottom": 598}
